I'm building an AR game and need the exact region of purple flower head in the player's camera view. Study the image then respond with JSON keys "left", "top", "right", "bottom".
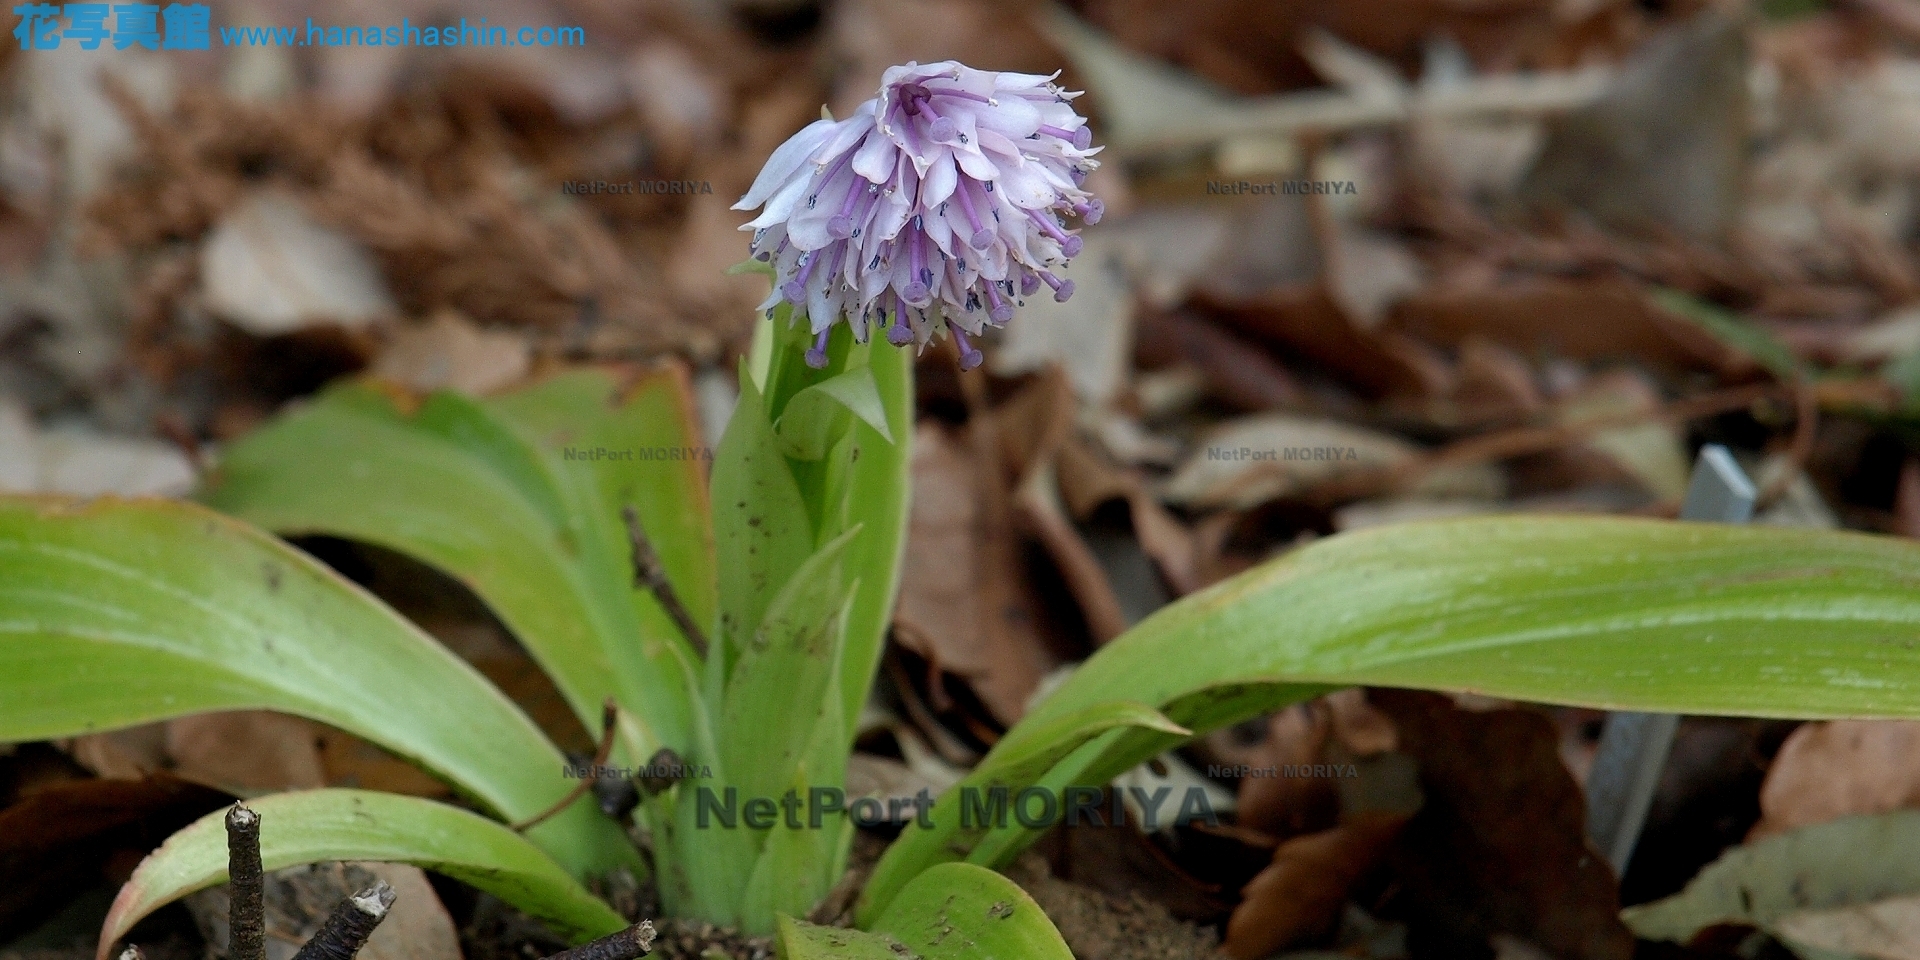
{"left": 733, "top": 60, "right": 1102, "bottom": 371}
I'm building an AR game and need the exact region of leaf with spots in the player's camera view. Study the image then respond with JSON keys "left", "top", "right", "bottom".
{"left": 781, "top": 863, "right": 1074, "bottom": 959}
{"left": 776, "top": 916, "right": 914, "bottom": 960}
{"left": 748, "top": 312, "right": 914, "bottom": 737}
{"left": 710, "top": 364, "right": 815, "bottom": 688}
{"left": 870, "top": 862, "right": 1075, "bottom": 959}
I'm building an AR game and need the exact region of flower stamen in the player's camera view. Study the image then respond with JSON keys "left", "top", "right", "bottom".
{"left": 954, "top": 183, "right": 993, "bottom": 251}
{"left": 805, "top": 329, "right": 831, "bottom": 368}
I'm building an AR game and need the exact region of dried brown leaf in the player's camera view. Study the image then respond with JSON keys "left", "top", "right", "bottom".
{"left": 892, "top": 421, "right": 1056, "bottom": 724}
{"left": 1752, "top": 720, "right": 1920, "bottom": 841}
{"left": 165, "top": 711, "right": 327, "bottom": 796}
{"left": 1370, "top": 689, "right": 1633, "bottom": 960}
{"left": 1390, "top": 280, "right": 1743, "bottom": 375}
{"left": 1235, "top": 703, "right": 1337, "bottom": 840}
{"left": 371, "top": 312, "right": 530, "bottom": 397}
{"left": 0, "top": 773, "right": 227, "bottom": 942}
{"left": 1222, "top": 812, "right": 1410, "bottom": 960}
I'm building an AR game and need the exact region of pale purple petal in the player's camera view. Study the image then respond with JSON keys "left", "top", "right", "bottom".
{"left": 734, "top": 118, "right": 836, "bottom": 211}
{"left": 735, "top": 59, "right": 1100, "bottom": 364}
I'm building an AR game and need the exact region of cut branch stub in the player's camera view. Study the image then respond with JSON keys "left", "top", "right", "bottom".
{"left": 225, "top": 804, "right": 265, "bottom": 960}
{"left": 541, "top": 921, "right": 657, "bottom": 960}
{"left": 291, "top": 881, "right": 396, "bottom": 960}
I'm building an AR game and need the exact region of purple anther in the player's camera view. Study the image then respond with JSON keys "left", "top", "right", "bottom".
{"left": 804, "top": 329, "right": 831, "bottom": 369}
{"left": 953, "top": 328, "right": 984, "bottom": 371}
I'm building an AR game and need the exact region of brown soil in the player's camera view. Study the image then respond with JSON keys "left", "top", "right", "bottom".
{"left": 644, "top": 921, "right": 774, "bottom": 960}
{"left": 1005, "top": 855, "right": 1222, "bottom": 960}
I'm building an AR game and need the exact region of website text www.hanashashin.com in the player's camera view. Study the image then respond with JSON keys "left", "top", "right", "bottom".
{"left": 11, "top": 5, "right": 584, "bottom": 50}
{"left": 219, "top": 18, "right": 585, "bottom": 47}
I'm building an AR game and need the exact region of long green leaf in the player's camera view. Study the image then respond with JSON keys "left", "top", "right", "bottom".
{"left": 0, "top": 496, "right": 631, "bottom": 876}
{"left": 202, "top": 369, "right": 714, "bottom": 764}
{"left": 857, "top": 701, "right": 1189, "bottom": 922}
{"left": 667, "top": 529, "right": 861, "bottom": 928}
{"left": 1028, "top": 517, "right": 1920, "bottom": 723}
{"left": 99, "top": 789, "right": 627, "bottom": 960}
{"left": 871, "top": 515, "right": 1920, "bottom": 912}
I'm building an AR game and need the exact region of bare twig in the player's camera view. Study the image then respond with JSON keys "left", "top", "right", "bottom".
{"left": 226, "top": 805, "right": 265, "bottom": 960}
{"left": 514, "top": 698, "right": 620, "bottom": 832}
{"left": 155, "top": 412, "right": 208, "bottom": 481}
{"left": 1754, "top": 380, "right": 1820, "bottom": 512}
{"left": 291, "top": 883, "right": 395, "bottom": 960}
{"left": 540, "top": 921, "right": 657, "bottom": 960}
{"left": 621, "top": 506, "right": 709, "bottom": 658}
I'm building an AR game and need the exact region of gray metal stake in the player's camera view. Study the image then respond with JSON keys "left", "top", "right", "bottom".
{"left": 1584, "top": 444, "right": 1755, "bottom": 876}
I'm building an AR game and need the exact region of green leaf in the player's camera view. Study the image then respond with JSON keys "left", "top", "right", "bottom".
{"left": 0, "top": 496, "right": 632, "bottom": 877}
{"left": 739, "top": 764, "right": 844, "bottom": 935}
{"left": 710, "top": 368, "right": 815, "bottom": 681}
{"left": 776, "top": 917, "right": 912, "bottom": 960}
{"left": 721, "top": 529, "right": 860, "bottom": 804}
{"left": 1651, "top": 288, "right": 1807, "bottom": 381}
{"left": 1625, "top": 810, "right": 1920, "bottom": 958}
{"left": 728, "top": 313, "right": 914, "bottom": 735}
{"left": 823, "top": 335, "right": 912, "bottom": 732}
{"left": 680, "top": 533, "right": 860, "bottom": 931}
{"left": 774, "top": 366, "right": 893, "bottom": 461}
{"left": 857, "top": 701, "right": 1188, "bottom": 922}
{"left": 485, "top": 368, "right": 719, "bottom": 640}
{"left": 201, "top": 369, "right": 715, "bottom": 765}
{"left": 873, "top": 515, "right": 1920, "bottom": 910}
{"left": 99, "top": 789, "right": 627, "bottom": 960}
{"left": 1027, "top": 516, "right": 1920, "bottom": 723}
{"left": 782, "top": 864, "right": 1075, "bottom": 960}
{"left": 958, "top": 682, "right": 1320, "bottom": 873}
{"left": 870, "top": 862, "right": 1075, "bottom": 959}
